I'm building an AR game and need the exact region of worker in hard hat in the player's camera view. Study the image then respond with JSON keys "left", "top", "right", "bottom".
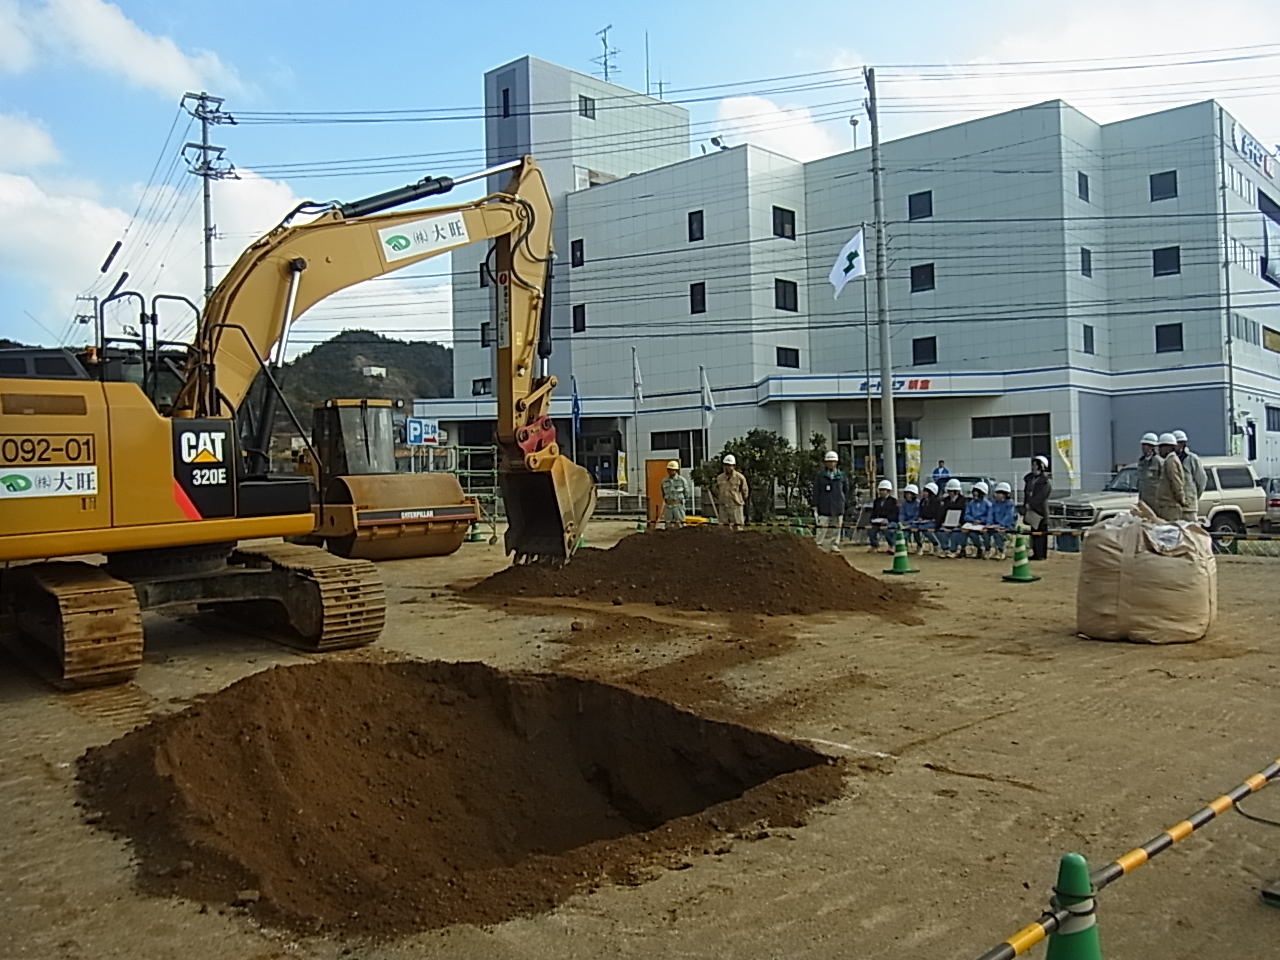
{"left": 1173, "top": 429, "right": 1208, "bottom": 503}
{"left": 659, "top": 460, "right": 692, "bottom": 529}
{"left": 810, "top": 451, "right": 849, "bottom": 553}
{"left": 988, "top": 482, "right": 1017, "bottom": 560}
{"left": 867, "top": 479, "right": 899, "bottom": 552}
{"left": 1154, "top": 433, "right": 1195, "bottom": 522}
{"left": 1136, "top": 432, "right": 1163, "bottom": 512}
{"left": 898, "top": 483, "right": 922, "bottom": 553}
{"left": 916, "top": 481, "right": 942, "bottom": 555}
{"left": 961, "top": 481, "right": 994, "bottom": 558}
{"left": 712, "top": 453, "right": 749, "bottom": 529}
{"left": 937, "top": 478, "right": 967, "bottom": 558}
{"left": 1022, "top": 455, "right": 1053, "bottom": 561}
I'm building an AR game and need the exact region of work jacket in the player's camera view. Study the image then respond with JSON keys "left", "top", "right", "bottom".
{"left": 713, "top": 470, "right": 749, "bottom": 506}
{"left": 810, "top": 469, "right": 849, "bottom": 517}
{"left": 899, "top": 498, "right": 921, "bottom": 523}
{"left": 870, "top": 495, "right": 899, "bottom": 523}
{"left": 1155, "top": 453, "right": 1195, "bottom": 521}
{"left": 1178, "top": 448, "right": 1208, "bottom": 502}
{"left": 661, "top": 474, "right": 691, "bottom": 505}
{"left": 963, "top": 496, "right": 993, "bottom": 526}
{"left": 917, "top": 494, "right": 942, "bottom": 524}
{"left": 1136, "top": 452, "right": 1163, "bottom": 509}
{"left": 1022, "top": 472, "right": 1051, "bottom": 517}
{"left": 990, "top": 498, "right": 1017, "bottom": 530}
{"left": 938, "top": 493, "right": 967, "bottom": 526}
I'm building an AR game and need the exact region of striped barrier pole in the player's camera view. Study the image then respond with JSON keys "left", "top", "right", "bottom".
{"left": 973, "top": 756, "right": 1280, "bottom": 960}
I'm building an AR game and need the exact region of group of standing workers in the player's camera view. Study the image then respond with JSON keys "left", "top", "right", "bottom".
{"left": 659, "top": 450, "right": 1057, "bottom": 563}
{"left": 1135, "top": 430, "right": 1206, "bottom": 521}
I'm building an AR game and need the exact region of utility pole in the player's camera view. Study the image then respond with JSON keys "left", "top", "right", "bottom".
{"left": 592, "top": 25, "right": 619, "bottom": 82}
{"left": 182, "top": 92, "right": 237, "bottom": 305}
{"left": 864, "top": 67, "right": 898, "bottom": 492}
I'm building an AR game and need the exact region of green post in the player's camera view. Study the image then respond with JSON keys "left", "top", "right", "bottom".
{"left": 1046, "top": 853, "right": 1103, "bottom": 960}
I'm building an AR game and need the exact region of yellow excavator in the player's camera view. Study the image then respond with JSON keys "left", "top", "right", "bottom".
{"left": 0, "top": 156, "right": 596, "bottom": 688}
{"left": 296, "top": 398, "right": 479, "bottom": 560}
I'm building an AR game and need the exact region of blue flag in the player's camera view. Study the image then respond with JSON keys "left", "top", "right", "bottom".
{"left": 571, "top": 376, "right": 582, "bottom": 436}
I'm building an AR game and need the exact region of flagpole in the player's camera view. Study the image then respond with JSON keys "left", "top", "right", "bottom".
{"left": 631, "top": 345, "right": 639, "bottom": 494}
{"left": 861, "top": 243, "right": 875, "bottom": 488}
{"left": 571, "top": 375, "right": 578, "bottom": 465}
{"left": 699, "top": 365, "right": 708, "bottom": 465}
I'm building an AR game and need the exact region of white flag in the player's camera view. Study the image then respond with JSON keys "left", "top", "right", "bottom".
{"left": 829, "top": 228, "right": 867, "bottom": 300}
{"left": 700, "top": 366, "right": 715, "bottom": 428}
{"left": 632, "top": 347, "right": 644, "bottom": 404}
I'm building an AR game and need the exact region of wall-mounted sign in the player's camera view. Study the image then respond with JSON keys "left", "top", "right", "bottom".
{"left": 857, "top": 378, "right": 933, "bottom": 392}
{"left": 1232, "top": 122, "right": 1274, "bottom": 179}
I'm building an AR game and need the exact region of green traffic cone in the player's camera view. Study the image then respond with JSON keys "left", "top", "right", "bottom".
{"left": 883, "top": 528, "right": 919, "bottom": 575}
{"left": 465, "top": 523, "right": 484, "bottom": 543}
{"left": 1046, "top": 853, "right": 1104, "bottom": 960}
{"left": 1002, "top": 530, "right": 1041, "bottom": 583}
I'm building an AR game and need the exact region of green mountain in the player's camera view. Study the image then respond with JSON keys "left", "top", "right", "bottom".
{"left": 280, "top": 330, "right": 452, "bottom": 415}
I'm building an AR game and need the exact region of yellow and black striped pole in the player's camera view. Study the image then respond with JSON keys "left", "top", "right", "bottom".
{"left": 973, "top": 756, "right": 1280, "bottom": 960}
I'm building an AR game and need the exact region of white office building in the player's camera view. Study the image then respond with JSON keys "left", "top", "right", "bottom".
{"left": 420, "top": 55, "right": 1280, "bottom": 491}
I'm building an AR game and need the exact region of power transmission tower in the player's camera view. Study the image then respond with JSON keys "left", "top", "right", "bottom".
{"left": 592, "top": 25, "right": 620, "bottom": 82}
{"left": 181, "top": 92, "right": 237, "bottom": 305}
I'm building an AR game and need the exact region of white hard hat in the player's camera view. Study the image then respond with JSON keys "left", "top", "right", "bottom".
{"left": 1034, "top": 455, "right": 1050, "bottom": 467}
{"left": 904, "top": 483, "right": 919, "bottom": 494}
{"left": 924, "top": 481, "right": 939, "bottom": 494}
{"left": 722, "top": 454, "right": 736, "bottom": 465}
{"left": 1173, "top": 429, "right": 1188, "bottom": 442}
{"left": 877, "top": 479, "right": 893, "bottom": 490}
{"left": 973, "top": 481, "right": 989, "bottom": 494}
{"left": 995, "top": 481, "right": 1012, "bottom": 494}
{"left": 824, "top": 450, "right": 839, "bottom": 461}
{"left": 946, "top": 478, "right": 962, "bottom": 492}
{"left": 1141, "top": 432, "right": 1159, "bottom": 445}
{"left": 1157, "top": 432, "right": 1177, "bottom": 446}
{"left": 666, "top": 460, "right": 680, "bottom": 470}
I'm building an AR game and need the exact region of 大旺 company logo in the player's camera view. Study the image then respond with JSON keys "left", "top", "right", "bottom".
{"left": 180, "top": 431, "right": 226, "bottom": 464}
{"left": 384, "top": 235, "right": 412, "bottom": 252}
{"left": 1, "top": 474, "right": 33, "bottom": 492}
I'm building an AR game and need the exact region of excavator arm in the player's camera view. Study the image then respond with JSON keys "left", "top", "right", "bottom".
{"left": 174, "top": 156, "right": 595, "bottom": 563}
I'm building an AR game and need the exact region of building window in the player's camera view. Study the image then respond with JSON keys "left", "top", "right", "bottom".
{"left": 772, "top": 206, "right": 796, "bottom": 239}
{"left": 471, "top": 377, "right": 491, "bottom": 396}
{"left": 688, "top": 209, "right": 704, "bottom": 242}
{"left": 908, "top": 190, "right": 933, "bottom": 220}
{"left": 1153, "top": 246, "right": 1181, "bottom": 276}
{"left": 501, "top": 87, "right": 511, "bottom": 119}
{"left": 578, "top": 95, "right": 595, "bottom": 119}
{"left": 480, "top": 322, "right": 491, "bottom": 348}
{"left": 972, "top": 414, "right": 1052, "bottom": 460}
{"left": 1264, "top": 327, "right": 1280, "bottom": 353}
{"left": 1080, "top": 247, "right": 1093, "bottom": 277}
{"left": 1150, "top": 170, "right": 1178, "bottom": 202}
{"left": 690, "top": 281, "right": 706, "bottom": 314}
{"left": 650, "top": 430, "right": 705, "bottom": 467}
{"left": 912, "top": 336, "right": 937, "bottom": 365}
{"left": 1078, "top": 171, "right": 1090, "bottom": 202}
{"left": 1266, "top": 406, "right": 1280, "bottom": 432}
{"left": 571, "top": 238, "right": 584, "bottom": 268}
{"left": 776, "top": 346, "right": 800, "bottom": 368}
{"left": 479, "top": 262, "right": 490, "bottom": 287}
{"left": 1155, "top": 322, "right": 1183, "bottom": 353}
{"left": 910, "top": 263, "right": 935, "bottom": 293}
{"left": 1083, "top": 324, "right": 1095, "bottom": 355}
{"left": 774, "top": 278, "right": 798, "bottom": 311}
{"left": 572, "top": 303, "right": 586, "bottom": 333}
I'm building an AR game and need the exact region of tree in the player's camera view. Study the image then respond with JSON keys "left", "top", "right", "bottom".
{"left": 693, "top": 429, "right": 822, "bottom": 522}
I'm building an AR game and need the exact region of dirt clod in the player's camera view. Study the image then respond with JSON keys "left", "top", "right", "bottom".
{"left": 77, "top": 660, "right": 842, "bottom": 939}
{"left": 467, "top": 527, "right": 917, "bottom": 618}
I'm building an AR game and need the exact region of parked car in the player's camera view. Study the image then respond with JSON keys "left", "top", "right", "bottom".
{"left": 1259, "top": 477, "right": 1280, "bottom": 532}
{"left": 1048, "top": 457, "right": 1267, "bottom": 536}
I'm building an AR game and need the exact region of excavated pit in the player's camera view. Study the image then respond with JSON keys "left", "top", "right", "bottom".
{"left": 77, "top": 660, "right": 842, "bottom": 938}
{"left": 466, "top": 525, "right": 919, "bottom": 619}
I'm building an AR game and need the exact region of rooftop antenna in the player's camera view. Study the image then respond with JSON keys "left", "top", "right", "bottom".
{"left": 592, "top": 25, "right": 619, "bottom": 82}
{"left": 645, "top": 31, "right": 650, "bottom": 95}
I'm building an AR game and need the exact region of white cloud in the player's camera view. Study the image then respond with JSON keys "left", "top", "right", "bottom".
{"left": 716, "top": 95, "right": 848, "bottom": 162}
{"left": 0, "top": 114, "right": 61, "bottom": 169}
{"left": 0, "top": 0, "right": 35, "bottom": 71}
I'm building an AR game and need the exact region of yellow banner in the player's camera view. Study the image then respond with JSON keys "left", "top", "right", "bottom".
{"left": 1054, "top": 435, "right": 1076, "bottom": 487}
{"left": 904, "top": 438, "right": 921, "bottom": 486}
{"left": 617, "top": 451, "right": 628, "bottom": 489}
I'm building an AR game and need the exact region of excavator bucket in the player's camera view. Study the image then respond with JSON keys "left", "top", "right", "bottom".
{"left": 501, "top": 455, "right": 598, "bottom": 564}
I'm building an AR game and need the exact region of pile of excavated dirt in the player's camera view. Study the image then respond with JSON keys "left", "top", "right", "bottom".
{"left": 467, "top": 526, "right": 918, "bottom": 618}
{"left": 77, "top": 660, "right": 842, "bottom": 939}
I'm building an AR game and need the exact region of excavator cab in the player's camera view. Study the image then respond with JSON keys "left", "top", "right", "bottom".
{"left": 306, "top": 399, "right": 479, "bottom": 560}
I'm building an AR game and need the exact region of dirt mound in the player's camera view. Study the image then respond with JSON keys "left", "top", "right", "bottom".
{"left": 77, "top": 660, "right": 842, "bottom": 939}
{"left": 467, "top": 526, "right": 917, "bottom": 618}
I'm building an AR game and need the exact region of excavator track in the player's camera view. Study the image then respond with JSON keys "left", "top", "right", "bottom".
{"left": 229, "top": 542, "right": 385, "bottom": 651}
{"left": 1, "top": 562, "right": 144, "bottom": 689}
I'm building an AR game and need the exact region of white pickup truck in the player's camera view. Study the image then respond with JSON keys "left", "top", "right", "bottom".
{"left": 1048, "top": 457, "right": 1267, "bottom": 537}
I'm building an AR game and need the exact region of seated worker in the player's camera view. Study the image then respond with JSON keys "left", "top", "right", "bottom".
{"left": 916, "top": 481, "right": 942, "bottom": 555}
{"left": 962, "top": 481, "right": 994, "bottom": 558}
{"left": 867, "top": 479, "right": 899, "bottom": 552}
{"left": 937, "top": 478, "right": 967, "bottom": 558}
{"left": 988, "top": 481, "right": 1017, "bottom": 560}
{"left": 898, "top": 483, "right": 921, "bottom": 552}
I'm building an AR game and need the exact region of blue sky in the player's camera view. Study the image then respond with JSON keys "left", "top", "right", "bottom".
{"left": 2, "top": 0, "right": 1278, "bottom": 350}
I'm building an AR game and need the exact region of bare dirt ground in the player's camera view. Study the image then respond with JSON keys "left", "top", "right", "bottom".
{"left": 4, "top": 520, "right": 1280, "bottom": 959}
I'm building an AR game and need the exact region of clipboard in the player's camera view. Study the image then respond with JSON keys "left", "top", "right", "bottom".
{"left": 943, "top": 509, "right": 962, "bottom": 528}
{"left": 1025, "top": 509, "right": 1044, "bottom": 528}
